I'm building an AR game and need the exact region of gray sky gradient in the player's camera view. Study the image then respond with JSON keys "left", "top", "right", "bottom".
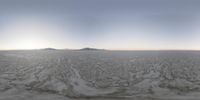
{"left": 0, "top": 0, "right": 200, "bottom": 50}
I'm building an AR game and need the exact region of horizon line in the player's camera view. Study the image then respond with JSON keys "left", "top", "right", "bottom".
{"left": 1, "top": 48, "right": 200, "bottom": 51}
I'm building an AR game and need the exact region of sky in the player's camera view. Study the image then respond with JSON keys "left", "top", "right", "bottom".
{"left": 0, "top": 0, "right": 200, "bottom": 50}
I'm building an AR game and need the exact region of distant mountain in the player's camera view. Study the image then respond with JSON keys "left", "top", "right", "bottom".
{"left": 41, "top": 48, "right": 57, "bottom": 50}
{"left": 79, "top": 47, "right": 105, "bottom": 51}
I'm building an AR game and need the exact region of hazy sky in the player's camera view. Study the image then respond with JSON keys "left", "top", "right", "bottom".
{"left": 1, "top": 0, "right": 200, "bottom": 50}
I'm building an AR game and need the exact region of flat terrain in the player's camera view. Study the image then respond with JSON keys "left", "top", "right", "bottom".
{"left": 1, "top": 50, "right": 200, "bottom": 100}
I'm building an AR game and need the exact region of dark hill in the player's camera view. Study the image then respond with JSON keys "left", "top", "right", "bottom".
{"left": 79, "top": 47, "right": 104, "bottom": 51}
{"left": 41, "top": 48, "right": 57, "bottom": 50}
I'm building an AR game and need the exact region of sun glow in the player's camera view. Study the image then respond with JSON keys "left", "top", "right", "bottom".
{"left": 1, "top": 17, "right": 60, "bottom": 50}
{"left": 11, "top": 35, "right": 49, "bottom": 49}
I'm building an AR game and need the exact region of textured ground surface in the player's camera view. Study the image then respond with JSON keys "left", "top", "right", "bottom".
{"left": 0, "top": 50, "right": 200, "bottom": 100}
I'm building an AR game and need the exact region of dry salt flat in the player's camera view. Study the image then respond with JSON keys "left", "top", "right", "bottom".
{"left": 1, "top": 50, "right": 200, "bottom": 100}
